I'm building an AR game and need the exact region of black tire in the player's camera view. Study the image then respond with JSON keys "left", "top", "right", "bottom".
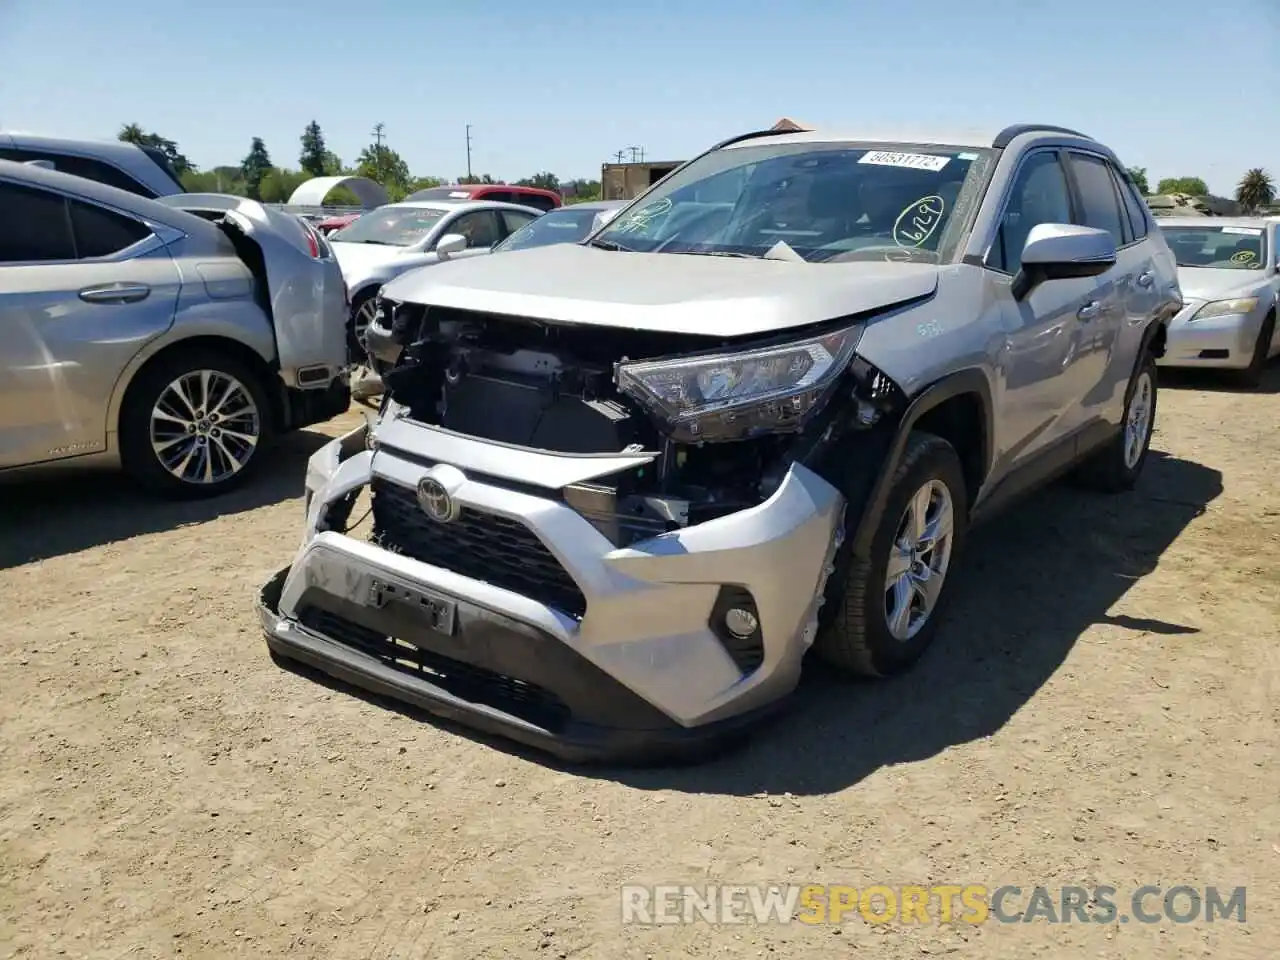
{"left": 348, "top": 290, "right": 377, "bottom": 362}
{"left": 1074, "top": 350, "right": 1157, "bottom": 493}
{"left": 119, "top": 347, "right": 273, "bottom": 499}
{"left": 813, "top": 432, "right": 969, "bottom": 677}
{"left": 1234, "top": 311, "right": 1275, "bottom": 389}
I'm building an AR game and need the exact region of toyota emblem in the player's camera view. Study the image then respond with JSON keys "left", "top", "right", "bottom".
{"left": 416, "top": 476, "right": 458, "bottom": 523}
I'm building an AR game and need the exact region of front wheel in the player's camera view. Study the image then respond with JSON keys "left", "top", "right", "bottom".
{"left": 119, "top": 349, "right": 272, "bottom": 499}
{"left": 813, "top": 432, "right": 969, "bottom": 677}
{"left": 1234, "top": 311, "right": 1275, "bottom": 389}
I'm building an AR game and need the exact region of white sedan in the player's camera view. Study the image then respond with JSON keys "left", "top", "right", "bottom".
{"left": 330, "top": 199, "right": 542, "bottom": 359}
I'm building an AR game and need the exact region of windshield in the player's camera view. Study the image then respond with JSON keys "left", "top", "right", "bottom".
{"left": 1163, "top": 225, "right": 1268, "bottom": 269}
{"left": 495, "top": 208, "right": 606, "bottom": 252}
{"left": 592, "top": 141, "right": 991, "bottom": 263}
{"left": 330, "top": 207, "right": 445, "bottom": 246}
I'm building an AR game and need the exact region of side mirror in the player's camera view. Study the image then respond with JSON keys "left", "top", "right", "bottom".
{"left": 435, "top": 233, "right": 467, "bottom": 259}
{"left": 1013, "top": 223, "right": 1117, "bottom": 300}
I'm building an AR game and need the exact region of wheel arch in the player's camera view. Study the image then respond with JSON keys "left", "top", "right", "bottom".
{"left": 109, "top": 333, "right": 282, "bottom": 446}
{"left": 848, "top": 368, "right": 994, "bottom": 559}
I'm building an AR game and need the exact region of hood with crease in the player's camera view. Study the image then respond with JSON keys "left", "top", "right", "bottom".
{"left": 379, "top": 242, "right": 939, "bottom": 336}
{"left": 1175, "top": 267, "right": 1271, "bottom": 303}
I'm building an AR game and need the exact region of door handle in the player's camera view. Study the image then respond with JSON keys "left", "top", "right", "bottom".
{"left": 1136, "top": 271, "right": 1155, "bottom": 288}
{"left": 78, "top": 282, "right": 151, "bottom": 305}
{"left": 1077, "top": 300, "right": 1101, "bottom": 321}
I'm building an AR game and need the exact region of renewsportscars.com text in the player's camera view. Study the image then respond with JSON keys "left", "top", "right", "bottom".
{"left": 620, "top": 884, "right": 1246, "bottom": 926}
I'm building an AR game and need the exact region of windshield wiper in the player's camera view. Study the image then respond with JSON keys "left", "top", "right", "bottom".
{"left": 676, "top": 250, "right": 758, "bottom": 259}
{"left": 587, "top": 238, "right": 630, "bottom": 251}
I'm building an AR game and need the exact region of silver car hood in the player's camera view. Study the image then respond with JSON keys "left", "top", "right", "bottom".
{"left": 1175, "top": 267, "right": 1268, "bottom": 303}
{"left": 380, "top": 243, "right": 940, "bottom": 336}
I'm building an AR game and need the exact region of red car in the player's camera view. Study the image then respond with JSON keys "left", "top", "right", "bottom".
{"left": 315, "top": 212, "right": 362, "bottom": 236}
{"left": 403, "top": 183, "right": 562, "bottom": 211}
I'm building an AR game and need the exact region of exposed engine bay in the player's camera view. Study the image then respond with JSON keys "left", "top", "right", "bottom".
{"left": 365, "top": 299, "right": 906, "bottom": 546}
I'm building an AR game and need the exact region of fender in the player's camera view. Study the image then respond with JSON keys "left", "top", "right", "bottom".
{"left": 104, "top": 315, "right": 277, "bottom": 447}
{"left": 849, "top": 367, "right": 994, "bottom": 559}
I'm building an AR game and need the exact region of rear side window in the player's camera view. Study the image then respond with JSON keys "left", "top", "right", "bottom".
{"left": 499, "top": 209, "right": 538, "bottom": 234}
{"left": 70, "top": 200, "right": 152, "bottom": 257}
{"left": 515, "top": 192, "right": 558, "bottom": 212}
{"left": 1069, "top": 153, "right": 1128, "bottom": 247}
{"left": 0, "top": 182, "right": 75, "bottom": 261}
{"left": 1114, "top": 171, "right": 1149, "bottom": 240}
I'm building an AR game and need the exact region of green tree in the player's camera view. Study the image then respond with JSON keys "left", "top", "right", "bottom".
{"left": 299, "top": 121, "right": 328, "bottom": 178}
{"left": 407, "top": 176, "right": 446, "bottom": 194}
{"left": 1156, "top": 176, "right": 1209, "bottom": 197}
{"left": 356, "top": 143, "right": 412, "bottom": 199}
{"left": 258, "top": 167, "right": 312, "bottom": 204}
{"left": 241, "top": 137, "right": 273, "bottom": 199}
{"left": 322, "top": 151, "right": 344, "bottom": 176}
{"left": 1126, "top": 167, "right": 1150, "bottom": 196}
{"left": 516, "top": 171, "right": 560, "bottom": 192}
{"left": 457, "top": 173, "right": 498, "bottom": 185}
{"left": 1235, "top": 168, "right": 1275, "bottom": 212}
{"left": 117, "top": 123, "right": 194, "bottom": 176}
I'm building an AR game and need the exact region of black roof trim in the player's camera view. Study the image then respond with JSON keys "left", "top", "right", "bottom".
{"left": 992, "top": 124, "right": 1092, "bottom": 149}
{"left": 708, "top": 128, "right": 801, "bottom": 152}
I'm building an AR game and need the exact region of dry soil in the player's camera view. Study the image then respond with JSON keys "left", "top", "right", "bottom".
{"left": 2, "top": 367, "right": 1278, "bottom": 959}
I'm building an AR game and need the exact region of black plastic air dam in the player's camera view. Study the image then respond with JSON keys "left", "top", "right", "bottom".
{"left": 257, "top": 568, "right": 789, "bottom": 765}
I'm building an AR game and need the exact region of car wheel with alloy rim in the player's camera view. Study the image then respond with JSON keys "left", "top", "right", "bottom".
{"left": 814, "top": 431, "right": 969, "bottom": 677}
{"left": 119, "top": 349, "right": 272, "bottom": 499}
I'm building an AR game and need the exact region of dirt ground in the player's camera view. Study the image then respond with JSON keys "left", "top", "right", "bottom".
{"left": 2, "top": 366, "right": 1278, "bottom": 960}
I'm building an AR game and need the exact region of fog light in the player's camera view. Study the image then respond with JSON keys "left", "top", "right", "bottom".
{"left": 724, "top": 607, "right": 760, "bottom": 639}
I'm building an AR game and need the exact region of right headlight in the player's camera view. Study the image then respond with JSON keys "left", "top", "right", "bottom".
{"left": 1191, "top": 297, "right": 1258, "bottom": 320}
{"left": 615, "top": 323, "right": 864, "bottom": 443}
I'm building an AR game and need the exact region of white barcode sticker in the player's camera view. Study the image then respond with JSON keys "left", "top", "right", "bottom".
{"left": 1221, "top": 226, "right": 1263, "bottom": 236}
{"left": 859, "top": 151, "right": 951, "bottom": 172}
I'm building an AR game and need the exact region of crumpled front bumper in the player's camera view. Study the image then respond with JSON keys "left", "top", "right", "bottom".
{"left": 1158, "top": 299, "right": 1266, "bottom": 369}
{"left": 261, "top": 413, "right": 845, "bottom": 763}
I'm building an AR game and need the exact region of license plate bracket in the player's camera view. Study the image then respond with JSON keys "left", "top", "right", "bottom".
{"left": 366, "top": 577, "right": 457, "bottom": 635}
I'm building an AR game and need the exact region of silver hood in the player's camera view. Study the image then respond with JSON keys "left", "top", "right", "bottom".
{"left": 379, "top": 242, "right": 939, "bottom": 336}
{"left": 1175, "top": 267, "right": 1268, "bottom": 303}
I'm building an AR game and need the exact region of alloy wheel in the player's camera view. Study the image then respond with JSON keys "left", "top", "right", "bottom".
{"left": 884, "top": 479, "right": 956, "bottom": 642}
{"left": 1124, "top": 371, "right": 1154, "bottom": 469}
{"left": 149, "top": 370, "right": 261, "bottom": 485}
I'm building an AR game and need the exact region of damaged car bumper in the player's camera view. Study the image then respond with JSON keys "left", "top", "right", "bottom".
{"left": 1157, "top": 299, "right": 1267, "bottom": 369}
{"left": 259, "top": 415, "right": 846, "bottom": 763}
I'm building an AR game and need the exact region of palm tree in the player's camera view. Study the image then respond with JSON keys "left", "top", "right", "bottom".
{"left": 117, "top": 123, "right": 145, "bottom": 145}
{"left": 1235, "top": 168, "right": 1275, "bottom": 212}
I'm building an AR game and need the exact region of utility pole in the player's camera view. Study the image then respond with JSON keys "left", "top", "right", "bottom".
{"left": 613, "top": 150, "right": 626, "bottom": 163}
{"left": 371, "top": 122, "right": 386, "bottom": 182}
{"left": 627, "top": 146, "right": 641, "bottom": 162}
{"left": 465, "top": 124, "right": 473, "bottom": 181}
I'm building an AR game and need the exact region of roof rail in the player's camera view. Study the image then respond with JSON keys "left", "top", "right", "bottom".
{"left": 992, "top": 124, "right": 1092, "bottom": 149}
{"left": 707, "top": 127, "right": 802, "bottom": 152}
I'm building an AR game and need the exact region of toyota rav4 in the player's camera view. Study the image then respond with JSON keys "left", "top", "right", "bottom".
{"left": 259, "top": 123, "right": 1180, "bottom": 763}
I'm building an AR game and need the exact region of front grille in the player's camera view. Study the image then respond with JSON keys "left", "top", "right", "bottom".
{"left": 369, "top": 477, "right": 588, "bottom": 618}
{"left": 298, "top": 607, "right": 570, "bottom": 729}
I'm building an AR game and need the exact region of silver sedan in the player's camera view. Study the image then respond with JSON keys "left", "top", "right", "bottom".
{"left": 0, "top": 161, "right": 349, "bottom": 497}
{"left": 1159, "top": 217, "right": 1280, "bottom": 385}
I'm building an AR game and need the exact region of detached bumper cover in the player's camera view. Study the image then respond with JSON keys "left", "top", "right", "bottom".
{"left": 262, "top": 415, "right": 845, "bottom": 762}
{"left": 258, "top": 568, "right": 782, "bottom": 764}
{"left": 1158, "top": 300, "right": 1266, "bottom": 369}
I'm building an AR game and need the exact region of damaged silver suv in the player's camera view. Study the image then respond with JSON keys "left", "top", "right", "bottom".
{"left": 259, "top": 123, "right": 1180, "bottom": 762}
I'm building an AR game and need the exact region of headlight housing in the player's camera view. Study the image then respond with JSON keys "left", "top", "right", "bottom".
{"left": 1192, "top": 297, "right": 1259, "bottom": 320}
{"left": 615, "top": 323, "right": 864, "bottom": 443}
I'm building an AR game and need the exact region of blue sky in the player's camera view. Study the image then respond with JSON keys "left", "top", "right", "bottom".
{"left": 1, "top": 0, "right": 1276, "bottom": 193}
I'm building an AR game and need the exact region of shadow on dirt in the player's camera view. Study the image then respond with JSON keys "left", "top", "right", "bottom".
{"left": 602, "top": 449, "right": 1222, "bottom": 795}
{"left": 270, "top": 448, "right": 1222, "bottom": 795}
{"left": 1160, "top": 357, "right": 1280, "bottom": 395}
{"left": 0, "top": 428, "right": 335, "bottom": 570}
